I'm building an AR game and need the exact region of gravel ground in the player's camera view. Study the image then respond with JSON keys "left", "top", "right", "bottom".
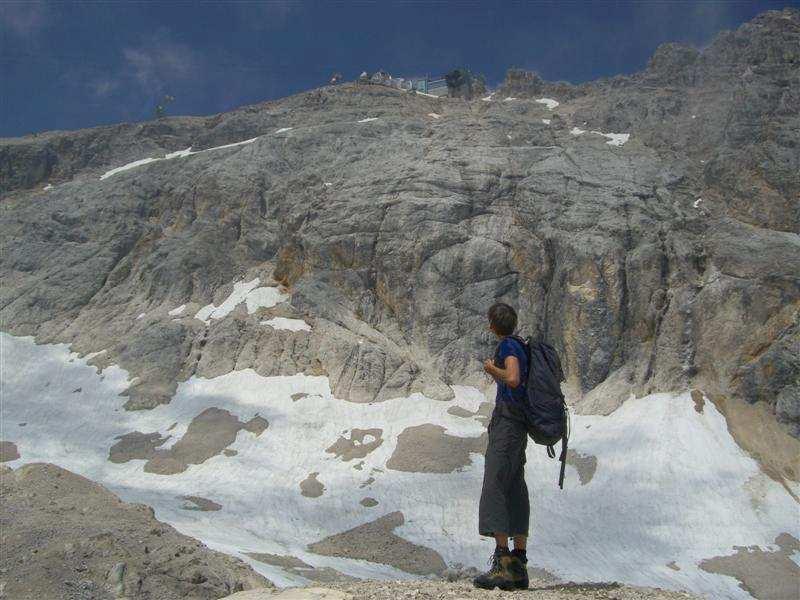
{"left": 223, "top": 579, "right": 703, "bottom": 600}
{"left": 323, "top": 579, "right": 702, "bottom": 600}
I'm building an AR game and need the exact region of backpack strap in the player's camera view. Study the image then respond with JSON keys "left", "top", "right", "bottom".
{"left": 558, "top": 436, "right": 568, "bottom": 489}
{"left": 546, "top": 445, "right": 555, "bottom": 459}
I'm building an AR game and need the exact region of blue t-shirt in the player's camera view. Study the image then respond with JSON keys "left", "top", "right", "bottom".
{"left": 494, "top": 336, "right": 529, "bottom": 404}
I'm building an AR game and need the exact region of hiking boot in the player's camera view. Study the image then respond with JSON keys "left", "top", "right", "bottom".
{"left": 473, "top": 547, "right": 516, "bottom": 591}
{"left": 507, "top": 552, "right": 529, "bottom": 589}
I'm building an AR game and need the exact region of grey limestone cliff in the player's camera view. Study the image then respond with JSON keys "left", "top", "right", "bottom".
{"left": 0, "top": 10, "right": 798, "bottom": 439}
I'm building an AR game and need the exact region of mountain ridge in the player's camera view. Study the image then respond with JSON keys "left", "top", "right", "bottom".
{"left": 0, "top": 8, "right": 797, "bottom": 446}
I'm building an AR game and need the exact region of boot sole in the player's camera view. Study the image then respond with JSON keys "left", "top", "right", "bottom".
{"left": 473, "top": 580, "right": 516, "bottom": 591}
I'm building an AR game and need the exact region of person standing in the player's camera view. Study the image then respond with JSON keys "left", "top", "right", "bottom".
{"left": 474, "top": 302, "right": 530, "bottom": 590}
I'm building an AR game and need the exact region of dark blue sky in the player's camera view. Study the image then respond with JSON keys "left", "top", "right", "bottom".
{"left": 1, "top": 0, "right": 796, "bottom": 137}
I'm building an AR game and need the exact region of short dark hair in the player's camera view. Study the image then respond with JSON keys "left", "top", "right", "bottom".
{"left": 487, "top": 302, "right": 517, "bottom": 336}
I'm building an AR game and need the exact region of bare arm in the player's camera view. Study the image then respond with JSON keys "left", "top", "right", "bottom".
{"left": 483, "top": 356, "right": 521, "bottom": 388}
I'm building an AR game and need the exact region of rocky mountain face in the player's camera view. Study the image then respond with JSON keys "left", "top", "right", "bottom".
{"left": 0, "top": 10, "right": 797, "bottom": 438}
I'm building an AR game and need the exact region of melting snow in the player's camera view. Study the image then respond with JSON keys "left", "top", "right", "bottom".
{"left": 357, "top": 117, "right": 379, "bottom": 123}
{"left": 694, "top": 198, "right": 703, "bottom": 208}
{"left": 542, "top": 119, "right": 551, "bottom": 125}
{"left": 99, "top": 137, "right": 259, "bottom": 180}
{"left": 598, "top": 132, "right": 630, "bottom": 146}
{"left": 195, "top": 278, "right": 288, "bottom": 324}
{"left": 260, "top": 317, "right": 312, "bottom": 332}
{"left": 481, "top": 92, "right": 495, "bottom": 102}
{"left": 535, "top": 98, "right": 560, "bottom": 109}
{"left": 323, "top": 182, "right": 333, "bottom": 187}
{"left": 199, "top": 138, "right": 258, "bottom": 153}
{"left": 168, "top": 304, "right": 186, "bottom": 316}
{"left": 503, "top": 97, "right": 517, "bottom": 102}
{"left": 427, "top": 113, "right": 441, "bottom": 119}
{"left": 570, "top": 128, "right": 630, "bottom": 146}
{"left": 164, "top": 148, "right": 193, "bottom": 159}
{"left": 2, "top": 331, "right": 797, "bottom": 599}
{"left": 100, "top": 158, "right": 161, "bottom": 180}
{"left": 275, "top": 127, "right": 293, "bottom": 134}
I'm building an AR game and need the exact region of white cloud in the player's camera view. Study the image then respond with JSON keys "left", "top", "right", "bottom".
{"left": 122, "top": 31, "right": 201, "bottom": 92}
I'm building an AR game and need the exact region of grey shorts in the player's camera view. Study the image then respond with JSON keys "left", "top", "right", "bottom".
{"left": 478, "top": 401, "right": 529, "bottom": 537}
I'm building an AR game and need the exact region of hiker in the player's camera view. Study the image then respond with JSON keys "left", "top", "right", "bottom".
{"left": 474, "top": 302, "right": 531, "bottom": 590}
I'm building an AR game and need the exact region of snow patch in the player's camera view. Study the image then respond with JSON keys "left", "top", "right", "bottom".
{"left": 43, "top": 184, "right": 53, "bottom": 191}
{"left": 100, "top": 158, "right": 161, "bottom": 180}
{"left": 503, "top": 97, "right": 517, "bottom": 102}
{"left": 84, "top": 349, "right": 108, "bottom": 360}
{"left": 481, "top": 92, "right": 495, "bottom": 102}
{"left": 168, "top": 304, "right": 186, "bottom": 317}
{"left": 535, "top": 98, "right": 560, "bottom": 109}
{"left": 598, "top": 132, "right": 630, "bottom": 146}
{"left": 542, "top": 119, "right": 551, "bottom": 125}
{"left": 135, "top": 313, "right": 146, "bottom": 320}
{"left": 570, "top": 128, "right": 630, "bottom": 146}
{"left": 195, "top": 278, "right": 288, "bottom": 324}
{"left": 164, "top": 148, "right": 193, "bottom": 159}
{"left": 99, "top": 138, "right": 259, "bottom": 180}
{"left": 275, "top": 127, "right": 293, "bottom": 134}
{"left": 427, "top": 113, "right": 441, "bottom": 119}
{"left": 199, "top": 138, "right": 258, "bottom": 153}
{"left": 694, "top": 198, "right": 703, "bottom": 208}
{"left": 260, "top": 317, "right": 312, "bottom": 332}
{"left": 415, "top": 91, "right": 439, "bottom": 98}
{"left": 357, "top": 117, "right": 379, "bottom": 123}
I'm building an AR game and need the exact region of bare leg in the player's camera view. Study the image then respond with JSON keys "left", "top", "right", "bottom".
{"left": 513, "top": 535, "right": 526, "bottom": 550}
{"left": 494, "top": 533, "right": 509, "bottom": 549}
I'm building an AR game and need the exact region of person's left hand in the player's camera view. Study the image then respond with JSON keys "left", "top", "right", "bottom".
{"left": 483, "top": 359, "right": 495, "bottom": 375}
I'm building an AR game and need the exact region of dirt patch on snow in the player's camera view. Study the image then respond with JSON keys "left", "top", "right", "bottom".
{"left": 300, "top": 472, "right": 325, "bottom": 498}
{"left": 446, "top": 406, "right": 475, "bottom": 418}
{"left": 114, "top": 408, "right": 269, "bottom": 475}
{"left": 307, "top": 511, "right": 446, "bottom": 576}
{"left": 325, "top": 428, "right": 383, "bottom": 461}
{"left": 566, "top": 450, "right": 597, "bottom": 485}
{"left": 245, "top": 553, "right": 358, "bottom": 583}
{"left": 699, "top": 532, "right": 800, "bottom": 600}
{"left": 108, "top": 431, "right": 169, "bottom": 463}
{"left": 179, "top": 495, "right": 222, "bottom": 511}
{"left": 690, "top": 389, "right": 705, "bottom": 413}
{"left": 386, "top": 424, "right": 487, "bottom": 473}
{"left": 0, "top": 441, "right": 20, "bottom": 462}
{"left": 446, "top": 401, "right": 493, "bottom": 426}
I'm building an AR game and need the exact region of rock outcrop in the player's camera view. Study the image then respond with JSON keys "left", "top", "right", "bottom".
{"left": 0, "top": 463, "right": 272, "bottom": 599}
{"left": 0, "top": 10, "right": 797, "bottom": 436}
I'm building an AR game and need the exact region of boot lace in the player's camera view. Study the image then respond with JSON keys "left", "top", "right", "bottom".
{"left": 486, "top": 551, "right": 502, "bottom": 574}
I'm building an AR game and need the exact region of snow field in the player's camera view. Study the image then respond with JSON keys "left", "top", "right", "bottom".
{"left": 1, "top": 333, "right": 797, "bottom": 598}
